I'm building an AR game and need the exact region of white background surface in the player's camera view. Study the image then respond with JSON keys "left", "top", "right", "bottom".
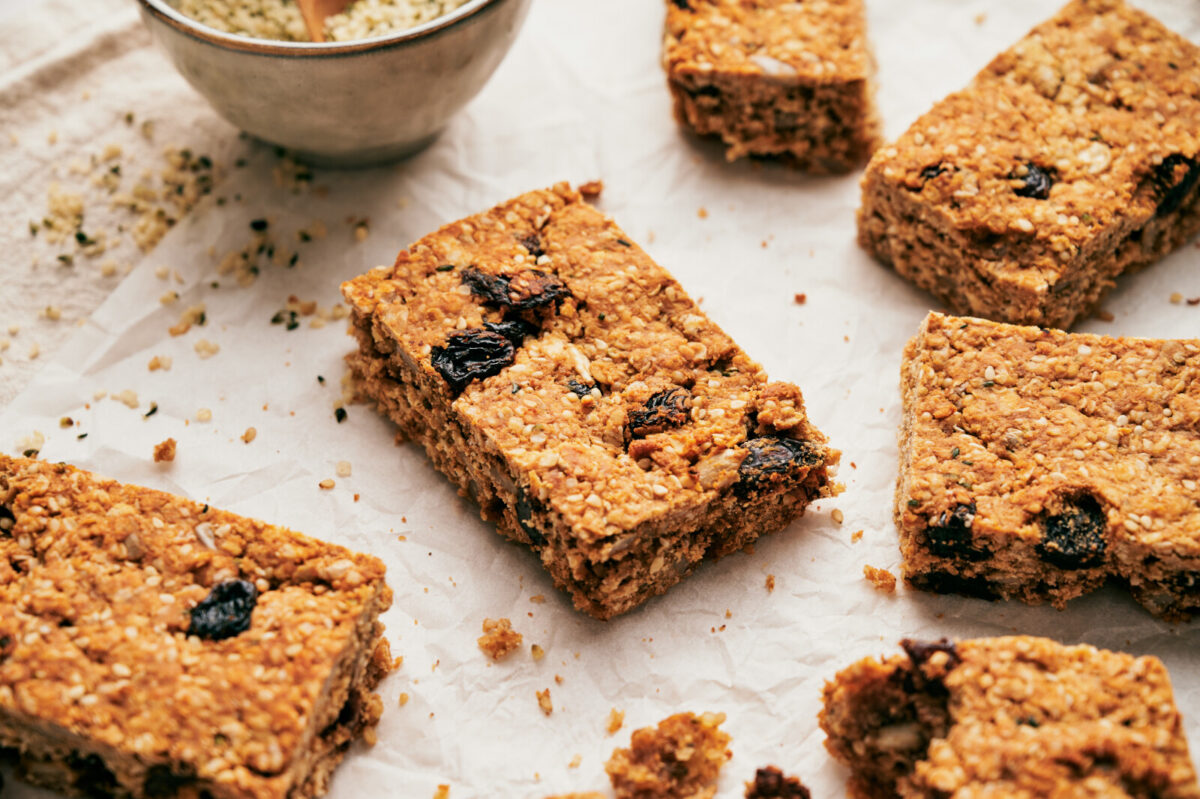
{"left": 1, "top": 0, "right": 1199, "bottom": 797}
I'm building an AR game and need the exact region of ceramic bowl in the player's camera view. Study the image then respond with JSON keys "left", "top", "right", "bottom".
{"left": 136, "top": 0, "right": 532, "bottom": 165}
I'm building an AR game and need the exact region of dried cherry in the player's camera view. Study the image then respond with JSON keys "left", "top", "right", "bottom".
{"left": 1153, "top": 154, "right": 1200, "bottom": 217}
{"left": 1013, "top": 163, "right": 1053, "bottom": 199}
{"left": 461, "top": 267, "right": 568, "bottom": 311}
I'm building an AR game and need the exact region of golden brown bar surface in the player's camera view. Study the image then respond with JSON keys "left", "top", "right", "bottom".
{"left": 898, "top": 312, "right": 1200, "bottom": 619}
{"left": 820, "top": 636, "right": 1200, "bottom": 799}
{"left": 341, "top": 183, "right": 837, "bottom": 619}
{"left": 0, "top": 456, "right": 394, "bottom": 799}
{"left": 663, "top": 0, "right": 879, "bottom": 172}
{"left": 859, "top": 0, "right": 1200, "bottom": 329}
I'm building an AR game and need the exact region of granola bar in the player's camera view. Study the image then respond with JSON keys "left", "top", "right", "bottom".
{"left": 859, "top": 0, "right": 1200, "bottom": 329}
{"left": 605, "top": 712, "right": 731, "bottom": 799}
{"left": 663, "top": 0, "right": 879, "bottom": 172}
{"left": 820, "top": 636, "right": 1200, "bottom": 799}
{"left": 897, "top": 312, "right": 1200, "bottom": 619}
{"left": 341, "top": 183, "right": 838, "bottom": 619}
{"left": 0, "top": 456, "right": 394, "bottom": 798}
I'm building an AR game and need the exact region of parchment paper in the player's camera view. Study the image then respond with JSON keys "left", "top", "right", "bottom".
{"left": 2, "top": 0, "right": 1199, "bottom": 796}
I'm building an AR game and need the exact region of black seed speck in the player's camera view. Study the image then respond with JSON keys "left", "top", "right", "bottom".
{"left": 900, "top": 637, "right": 961, "bottom": 669}
{"left": 188, "top": 579, "right": 257, "bottom": 641}
{"left": 249, "top": 219, "right": 268, "bottom": 232}
{"left": 1153, "top": 154, "right": 1200, "bottom": 218}
{"left": 671, "top": 0, "right": 690, "bottom": 8}
{"left": 431, "top": 328, "right": 515, "bottom": 394}
{"left": 1037, "top": 494, "right": 1107, "bottom": 570}
{"left": 734, "top": 437, "right": 822, "bottom": 498}
{"left": 920, "top": 164, "right": 947, "bottom": 181}
{"left": 925, "top": 503, "right": 987, "bottom": 561}
{"left": 1013, "top": 163, "right": 1054, "bottom": 199}
{"left": 334, "top": 407, "right": 347, "bottom": 423}
{"left": 627, "top": 387, "right": 691, "bottom": 440}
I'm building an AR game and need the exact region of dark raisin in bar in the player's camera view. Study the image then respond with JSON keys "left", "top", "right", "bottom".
{"left": 341, "top": 182, "right": 838, "bottom": 619}
{"left": 0, "top": 456, "right": 394, "bottom": 798}
{"left": 859, "top": 0, "right": 1200, "bottom": 329}
{"left": 898, "top": 312, "right": 1200, "bottom": 619}
{"left": 820, "top": 636, "right": 1200, "bottom": 798}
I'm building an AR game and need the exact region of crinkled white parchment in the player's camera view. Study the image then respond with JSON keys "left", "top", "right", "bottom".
{"left": 2, "top": 0, "right": 1199, "bottom": 797}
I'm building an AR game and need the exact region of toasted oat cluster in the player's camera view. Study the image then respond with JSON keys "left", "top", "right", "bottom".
{"left": 0, "top": 455, "right": 394, "bottom": 799}
{"left": 663, "top": 0, "right": 879, "bottom": 171}
{"left": 477, "top": 617, "right": 523, "bottom": 660}
{"left": 820, "top": 636, "right": 1200, "bottom": 799}
{"left": 605, "top": 712, "right": 732, "bottom": 799}
{"left": 342, "top": 183, "right": 838, "bottom": 619}
{"left": 898, "top": 312, "right": 1200, "bottom": 620}
{"left": 859, "top": 0, "right": 1200, "bottom": 328}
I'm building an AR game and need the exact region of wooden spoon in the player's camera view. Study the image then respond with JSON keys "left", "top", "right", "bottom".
{"left": 296, "top": 0, "right": 352, "bottom": 42}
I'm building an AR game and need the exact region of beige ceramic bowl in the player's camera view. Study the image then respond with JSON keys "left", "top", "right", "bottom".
{"left": 136, "top": 0, "right": 532, "bottom": 165}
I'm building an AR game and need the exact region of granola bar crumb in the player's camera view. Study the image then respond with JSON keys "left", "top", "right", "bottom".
{"left": 148, "top": 355, "right": 173, "bottom": 371}
{"left": 113, "top": 389, "right": 139, "bottom": 409}
{"left": 336, "top": 460, "right": 352, "bottom": 477}
{"left": 241, "top": 427, "right": 257, "bottom": 444}
{"left": 745, "top": 766, "right": 811, "bottom": 798}
{"left": 319, "top": 479, "right": 336, "bottom": 490}
{"left": 399, "top": 692, "right": 410, "bottom": 707}
{"left": 153, "top": 438, "right": 177, "bottom": 463}
{"left": 478, "top": 617, "right": 522, "bottom": 661}
{"left": 569, "top": 754, "right": 582, "bottom": 769}
{"left": 863, "top": 565, "right": 896, "bottom": 594}
{"left": 793, "top": 293, "right": 806, "bottom": 305}
{"left": 195, "top": 408, "right": 212, "bottom": 422}
{"left": 194, "top": 339, "right": 220, "bottom": 359}
{"left": 606, "top": 708, "right": 625, "bottom": 736}
{"left": 765, "top": 574, "right": 776, "bottom": 592}
{"left": 851, "top": 529, "right": 864, "bottom": 543}
{"left": 530, "top": 594, "right": 546, "bottom": 604}
{"left": 831, "top": 508, "right": 845, "bottom": 524}
{"left": 578, "top": 180, "right": 604, "bottom": 198}
{"left": 537, "top": 688, "right": 553, "bottom": 716}
{"left": 531, "top": 644, "right": 546, "bottom": 661}
{"left": 606, "top": 712, "right": 731, "bottom": 799}
{"left": 433, "top": 786, "right": 450, "bottom": 799}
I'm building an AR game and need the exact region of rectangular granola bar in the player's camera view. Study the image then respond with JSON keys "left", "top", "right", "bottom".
{"left": 820, "top": 636, "right": 1200, "bottom": 799}
{"left": 341, "top": 182, "right": 838, "bottom": 619}
{"left": 859, "top": 0, "right": 1200, "bottom": 329}
{"left": 0, "top": 456, "right": 394, "bottom": 798}
{"left": 663, "top": 0, "right": 879, "bottom": 172}
{"left": 897, "top": 312, "right": 1200, "bottom": 619}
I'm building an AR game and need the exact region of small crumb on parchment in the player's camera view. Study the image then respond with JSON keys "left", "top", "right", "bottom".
{"left": 153, "top": 438, "right": 176, "bottom": 463}
{"left": 831, "top": 508, "right": 844, "bottom": 524}
{"left": 241, "top": 427, "right": 257, "bottom": 444}
{"left": 478, "top": 617, "right": 522, "bottom": 660}
{"left": 765, "top": 574, "right": 775, "bottom": 592}
{"left": 318, "top": 478, "right": 335, "bottom": 490}
{"left": 433, "top": 786, "right": 450, "bottom": 799}
{"left": 863, "top": 565, "right": 897, "bottom": 594}
{"left": 606, "top": 708, "right": 625, "bottom": 735}
{"left": 531, "top": 644, "right": 546, "bottom": 661}
{"left": 537, "top": 688, "right": 553, "bottom": 716}
{"left": 851, "top": 529, "right": 864, "bottom": 543}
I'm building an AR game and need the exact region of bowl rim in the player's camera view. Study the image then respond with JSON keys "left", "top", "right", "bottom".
{"left": 136, "top": 0, "right": 504, "bottom": 56}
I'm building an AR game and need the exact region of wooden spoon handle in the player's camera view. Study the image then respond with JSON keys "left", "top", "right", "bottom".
{"left": 295, "top": 0, "right": 353, "bottom": 42}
